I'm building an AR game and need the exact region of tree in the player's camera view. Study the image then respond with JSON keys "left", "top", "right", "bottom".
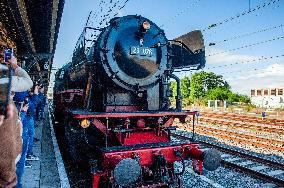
{"left": 181, "top": 77, "right": 191, "bottom": 98}
{"left": 205, "top": 88, "right": 251, "bottom": 104}
{"left": 236, "top": 94, "right": 251, "bottom": 103}
{"left": 170, "top": 81, "right": 177, "bottom": 105}
{"left": 190, "top": 71, "right": 230, "bottom": 100}
{"left": 170, "top": 76, "right": 191, "bottom": 106}
{"left": 169, "top": 72, "right": 251, "bottom": 107}
{"left": 205, "top": 87, "right": 231, "bottom": 101}
{"left": 180, "top": 77, "right": 191, "bottom": 105}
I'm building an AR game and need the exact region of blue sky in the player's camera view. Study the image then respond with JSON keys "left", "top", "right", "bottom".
{"left": 52, "top": 0, "right": 284, "bottom": 94}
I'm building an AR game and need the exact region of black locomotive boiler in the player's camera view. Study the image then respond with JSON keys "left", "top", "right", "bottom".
{"left": 54, "top": 15, "right": 220, "bottom": 188}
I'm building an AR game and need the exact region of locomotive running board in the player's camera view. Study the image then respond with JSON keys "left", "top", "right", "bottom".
{"left": 101, "top": 140, "right": 192, "bottom": 153}
{"left": 69, "top": 109, "right": 197, "bottom": 119}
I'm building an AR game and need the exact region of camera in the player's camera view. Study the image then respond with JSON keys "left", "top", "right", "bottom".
{"left": 4, "top": 48, "right": 13, "bottom": 63}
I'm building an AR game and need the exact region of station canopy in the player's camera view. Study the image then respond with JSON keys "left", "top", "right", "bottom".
{"left": 0, "top": 0, "right": 65, "bottom": 86}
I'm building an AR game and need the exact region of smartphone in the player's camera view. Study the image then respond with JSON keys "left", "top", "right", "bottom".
{"left": 20, "top": 97, "right": 29, "bottom": 110}
{"left": 4, "top": 48, "right": 13, "bottom": 63}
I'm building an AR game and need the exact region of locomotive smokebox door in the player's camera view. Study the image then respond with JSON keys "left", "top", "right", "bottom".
{"left": 170, "top": 30, "right": 206, "bottom": 70}
{"left": 95, "top": 15, "right": 169, "bottom": 92}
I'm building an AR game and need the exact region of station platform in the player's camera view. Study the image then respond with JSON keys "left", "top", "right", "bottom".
{"left": 22, "top": 106, "right": 70, "bottom": 188}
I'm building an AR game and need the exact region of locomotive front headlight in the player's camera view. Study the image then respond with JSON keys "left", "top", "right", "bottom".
{"left": 142, "top": 21, "right": 150, "bottom": 30}
{"left": 81, "top": 118, "right": 90, "bottom": 128}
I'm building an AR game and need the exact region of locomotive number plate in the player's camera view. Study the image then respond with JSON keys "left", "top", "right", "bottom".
{"left": 130, "top": 46, "right": 153, "bottom": 57}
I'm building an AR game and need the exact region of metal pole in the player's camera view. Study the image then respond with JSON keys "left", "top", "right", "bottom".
{"left": 249, "top": 0, "right": 251, "bottom": 12}
{"left": 106, "top": 117, "right": 108, "bottom": 148}
{"left": 192, "top": 113, "right": 195, "bottom": 141}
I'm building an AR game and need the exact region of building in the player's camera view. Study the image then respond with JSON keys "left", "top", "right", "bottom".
{"left": 250, "top": 88, "right": 284, "bottom": 108}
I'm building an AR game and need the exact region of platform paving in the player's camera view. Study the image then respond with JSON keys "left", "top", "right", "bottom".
{"left": 22, "top": 107, "right": 68, "bottom": 188}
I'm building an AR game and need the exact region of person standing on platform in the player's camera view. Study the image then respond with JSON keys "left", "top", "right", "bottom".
{"left": 0, "top": 56, "right": 33, "bottom": 188}
{"left": 0, "top": 97, "right": 22, "bottom": 188}
{"left": 36, "top": 85, "right": 47, "bottom": 121}
{"left": 15, "top": 102, "right": 29, "bottom": 188}
{"left": 25, "top": 85, "right": 40, "bottom": 161}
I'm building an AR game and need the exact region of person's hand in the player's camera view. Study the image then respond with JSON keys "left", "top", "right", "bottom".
{"left": 21, "top": 104, "right": 29, "bottom": 112}
{"left": 0, "top": 104, "right": 14, "bottom": 126}
{"left": 6, "top": 104, "right": 14, "bottom": 118}
{"left": 34, "top": 85, "right": 39, "bottom": 95}
{"left": 0, "top": 115, "right": 4, "bottom": 126}
{"left": 7, "top": 57, "right": 19, "bottom": 70}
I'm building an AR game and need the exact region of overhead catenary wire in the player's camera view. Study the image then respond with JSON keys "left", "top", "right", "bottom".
{"left": 202, "top": 0, "right": 281, "bottom": 32}
{"left": 204, "top": 2, "right": 282, "bottom": 43}
{"left": 159, "top": 0, "right": 202, "bottom": 28}
{"left": 173, "top": 54, "right": 284, "bottom": 73}
{"left": 207, "top": 35, "right": 284, "bottom": 57}
{"left": 217, "top": 63, "right": 280, "bottom": 76}
{"left": 205, "top": 54, "right": 284, "bottom": 70}
{"left": 80, "top": 0, "right": 131, "bottom": 48}
{"left": 207, "top": 24, "right": 284, "bottom": 46}
{"left": 112, "top": 0, "right": 130, "bottom": 17}
{"left": 225, "top": 65, "right": 282, "bottom": 80}
{"left": 88, "top": 0, "right": 128, "bottom": 29}
{"left": 98, "top": 0, "right": 130, "bottom": 25}
{"left": 177, "top": 63, "right": 283, "bottom": 80}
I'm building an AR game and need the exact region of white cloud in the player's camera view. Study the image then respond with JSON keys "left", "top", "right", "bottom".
{"left": 202, "top": 48, "right": 284, "bottom": 94}
{"left": 176, "top": 47, "right": 284, "bottom": 95}
{"left": 205, "top": 48, "right": 259, "bottom": 65}
{"left": 236, "top": 63, "right": 284, "bottom": 79}
{"left": 227, "top": 63, "right": 284, "bottom": 95}
{"left": 254, "top": 63, "right": 284, "bottom": 77}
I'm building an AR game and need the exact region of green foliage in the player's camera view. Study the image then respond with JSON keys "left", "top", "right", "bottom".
{"left": 205, "top": 87, "right": 231, "bottom": 101}
{"left": 169, "top": 81, "right": 176, "bottom": 105}
{"left": 181, "top": 77, "right": 191, "bottom": 98}
{"left": 237, "top": 94, "right": 251, "bottom": 103}
{"left": 244, "top": 103, "right": 256, "bottom": 112}
{"left": 190, "top": 71, "right": 230, "bottom": 100}
{"left": 170, "top": 76, "right": 192, "bottom": 106}
{"left": 169, "top": 71, "right": 251, "bottom": 107}
{"left": 205, "top": 87, "right": 251, "bottom": 104}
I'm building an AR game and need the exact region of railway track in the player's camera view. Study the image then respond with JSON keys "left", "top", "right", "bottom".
{"left": 172, "top": 133, "right": 284, "bottom": 187}
{"left": 199, "top": 117, "right": 284, "bottom": 135}
{"left": 178, "top": 117, "right": 284, "bottom": 153}
{"left": 178, "top": 126, "right": 284, "bottom": 153}
{"left": 201, "top": 112, "right": 284, "bottom": 127}
{"left": 201, "top": 125, "right": 282, "bottom": 151}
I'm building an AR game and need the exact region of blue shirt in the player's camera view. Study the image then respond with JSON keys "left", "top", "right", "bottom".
{"left": 14, "top": 91, "right": 38, "bottom": 118}
{"left": 37, "top": 92, "right": 47, "bottom": 108}
{"left": 14, "top": 91, "right": 29, "bottom": 111}
{"left": 27, "top": 94, "right": 38, "bottom": 118}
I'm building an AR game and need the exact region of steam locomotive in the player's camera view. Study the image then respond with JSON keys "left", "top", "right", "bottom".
{"left": 54, "top": 15, "right": 220, "bottom": 188}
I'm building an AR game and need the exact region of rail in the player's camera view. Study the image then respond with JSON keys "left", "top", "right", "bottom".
{"left": 172, "top": 133, "right": 284, "bottom": 187}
